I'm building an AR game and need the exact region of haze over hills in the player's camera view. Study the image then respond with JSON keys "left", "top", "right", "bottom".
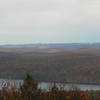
{"left": 1, "top": 43, "right": 100, "bottom": 49}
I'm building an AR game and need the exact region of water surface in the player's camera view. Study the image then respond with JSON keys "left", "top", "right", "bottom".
{"left": 0, "top": 79, "right": 100, "bottom": 91}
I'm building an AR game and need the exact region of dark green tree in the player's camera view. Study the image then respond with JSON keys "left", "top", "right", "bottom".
{"left": 20, "top": 73, "right": 39, "bottom": 100}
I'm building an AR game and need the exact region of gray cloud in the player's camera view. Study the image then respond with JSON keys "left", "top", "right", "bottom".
{"left": 0, "top": 0, "right": 99, "bottom": 44}
{"left": 81, "top": 0, "right": 100, "bottom": 32}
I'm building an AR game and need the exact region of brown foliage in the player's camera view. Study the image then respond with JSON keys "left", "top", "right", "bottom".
{"left": 0, "top": 75, "right": 99, "bottom": 100}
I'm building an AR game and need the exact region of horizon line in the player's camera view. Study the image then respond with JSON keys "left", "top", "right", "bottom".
{"left": 0, "top": 42, "right": 100, "bottom": 46}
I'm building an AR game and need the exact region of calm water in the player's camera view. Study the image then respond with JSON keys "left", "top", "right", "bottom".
{"left": 0, "top": 79, "right": 100, "bottom": 91}
{"left": 38, "top": 82, "right": 100, "bottom": 91}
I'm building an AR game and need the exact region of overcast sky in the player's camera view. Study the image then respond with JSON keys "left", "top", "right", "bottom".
{"left": 0, "top": 0, "right": 100, "bottom": 44}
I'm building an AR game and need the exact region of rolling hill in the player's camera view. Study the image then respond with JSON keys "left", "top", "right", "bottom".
{"left": 0, "top": 43, "right": 100, "bottom": 83}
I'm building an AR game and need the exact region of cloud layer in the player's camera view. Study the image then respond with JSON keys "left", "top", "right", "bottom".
{"left": 0, "top": 0, "right": 99, "bottom": 44}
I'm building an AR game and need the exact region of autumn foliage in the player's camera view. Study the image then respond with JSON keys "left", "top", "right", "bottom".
{"left": 0, "top": 74, "right": 99, "bottom": 100}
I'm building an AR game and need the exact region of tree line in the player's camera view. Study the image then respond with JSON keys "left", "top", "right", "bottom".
{"left": 0, "top": 74, "right": 100, "bottom": 100}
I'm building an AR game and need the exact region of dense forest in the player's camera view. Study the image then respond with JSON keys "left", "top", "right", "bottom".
{"left": 0, "top": 48, "right": 100, "bottom": 83}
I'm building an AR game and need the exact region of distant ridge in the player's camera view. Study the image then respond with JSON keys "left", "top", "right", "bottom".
{"left": 1, "top": 43, "right": 100, "bottom": 49}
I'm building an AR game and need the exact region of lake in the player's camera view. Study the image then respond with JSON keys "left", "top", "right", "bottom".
{"left": 0, "top": 79, "right": 100, "bottom": 91}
